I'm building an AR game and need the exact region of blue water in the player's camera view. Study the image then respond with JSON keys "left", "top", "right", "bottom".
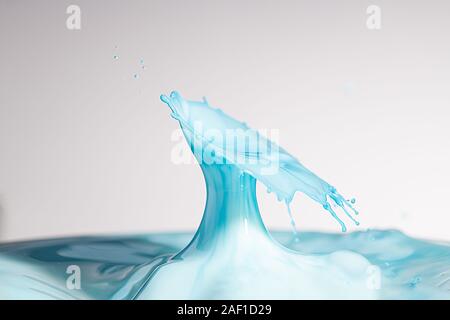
{"left": 1, "top": 92, "right": 450, "bottom": 299}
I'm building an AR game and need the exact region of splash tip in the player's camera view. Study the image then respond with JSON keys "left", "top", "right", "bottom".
{"left": 170, "top": 91, "right": 181, "bottom": 99}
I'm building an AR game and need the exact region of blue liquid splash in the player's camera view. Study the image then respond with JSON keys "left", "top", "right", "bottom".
{"left": 1, "top": 92, "right": 450, "bottom": 299}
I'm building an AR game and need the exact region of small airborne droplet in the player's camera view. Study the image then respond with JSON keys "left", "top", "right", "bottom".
{"left": 133, "top": 74, "right": 139, "bottom": 79}
{"left": 351, "top": 198, "right": 356, "bottom": 204}
{"left": 113, "top": 55, "right": 119, "bottom": 60}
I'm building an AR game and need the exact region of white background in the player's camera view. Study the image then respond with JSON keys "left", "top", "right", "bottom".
{"left": 1, "top": 0, "right": 449, "bottom": 242}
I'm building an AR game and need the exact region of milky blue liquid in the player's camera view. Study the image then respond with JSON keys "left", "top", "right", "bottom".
{"left": 1, "top": 92, "right": 449, "bottom": 299}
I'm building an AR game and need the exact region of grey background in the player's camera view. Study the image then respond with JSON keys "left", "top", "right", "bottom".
{"left": 1, "top": 0, "right": 449, "bottom": 242}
